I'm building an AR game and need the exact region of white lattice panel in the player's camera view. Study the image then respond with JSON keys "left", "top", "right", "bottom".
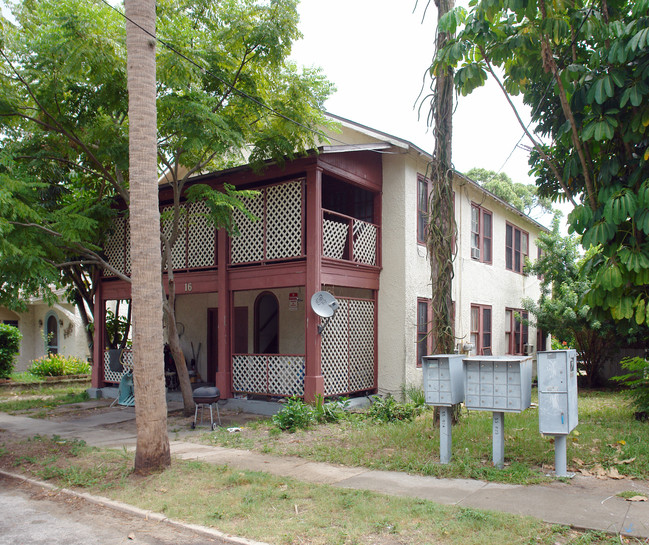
{"left": 232, "top": 354, "right": 267, "bottom": 393}
{"left": 348, "top": 300, "right": 375, "bottom": 392}
{"left": 266, "top": 181, "right": 303, "bottom": 260}
{"left": 103, "top": 348, "right": 132, "bottom": 383}
{"left": 161, "top": 204, "right": 187, "bottom": 270}
{"left": 322, "top": 298, "right": 350, "bottom": 396}
{"left": 124, "top": 217, "right": 132, "bottom": 275}
{"left": 187, "top": 201, "right": 215, "bottom": 268}
{"left": 104, "top": 216, "right": 125, "bottom": 277}
{"left": 230, "top": 194, "right": 264, "bottom": 264}
{"left": 323, "top": 219, "right": 348, "bottom": 259}
{"left": 322, "top": 297, "right": 376, "bottom": 396}
{"left": 268, "top": 356, "right": 305, "bottom": 396}
{"left": 353, "top": 221, "right": 377, "bottom": 266}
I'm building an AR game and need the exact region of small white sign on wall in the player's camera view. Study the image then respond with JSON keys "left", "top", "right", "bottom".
{"left": 289, "top": 292, "right": 299, "bottom": 311}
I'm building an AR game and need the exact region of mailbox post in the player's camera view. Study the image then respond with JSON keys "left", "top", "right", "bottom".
{"left": 537, "top": 349, "right": 579, "bottom": 477}
{"left": 463, "top": 356, "right": 532, "bottom": 468}
{"left": 422, "top": 355, "right": 465, "bottom": 464}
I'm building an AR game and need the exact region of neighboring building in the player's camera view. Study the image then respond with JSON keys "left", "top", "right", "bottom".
{"left": 91, "top": 115, "right": 546, "bottom": 400}
{"left": 0, "top": 291, "right": 90, "bottom": 373}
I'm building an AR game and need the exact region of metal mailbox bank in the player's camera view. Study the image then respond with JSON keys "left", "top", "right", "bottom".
{"left": 422, "top": 355, "right": 465, "bottom": 464}
{"left": 537, "top": 349, "right": 579, "bottom": 476}
{"left": 463, "top": 356, "right": 533, "bottom": 468}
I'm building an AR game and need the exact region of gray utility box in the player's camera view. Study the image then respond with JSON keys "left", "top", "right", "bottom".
{"left": 538, "top": 349, "right": 579, "bottom": 434}
{"left": 422, "top": 354, "right": 465, "bottom": 406}
{"left": 463, "top": 356, "right": 533, "bottom": 412}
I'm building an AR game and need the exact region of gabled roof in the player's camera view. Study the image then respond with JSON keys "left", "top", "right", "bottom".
{"left": 323, "top": 113, "right": 549, "bottom": 233}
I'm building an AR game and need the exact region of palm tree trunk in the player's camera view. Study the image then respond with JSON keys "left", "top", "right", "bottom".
{"left": 125, "top": 0, "right": 171, "bottom": 473}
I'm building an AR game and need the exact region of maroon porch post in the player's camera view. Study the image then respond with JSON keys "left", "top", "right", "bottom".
{"left": 304, "top": 167, "right": 324, "bottom": 402}
{"left": 91, "top": 282, "right": 104, "bottom": 389}
{"left": 215, "top": 228, "right": 232, "bottom": 398}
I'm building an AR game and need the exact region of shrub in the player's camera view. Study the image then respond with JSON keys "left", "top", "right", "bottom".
{"left": 28, "top": 354, "right": 91, "bottom": 377}
{"left": 614, "top": 357, "right": 649, "bottom": 416}
{"left": 402, "top": 384, "right": 426, "bottom": 407}
{"left": 314, "top": 395, "right": 350, "bottom": 423}
{"left": 366, "top": 395, "right": 422, "bottom": 423}
{"left": 0, "top": 323, "right": 22, "bottom": 379}
{"left": 272, "top": 396, "right": 315, "bottom": 431}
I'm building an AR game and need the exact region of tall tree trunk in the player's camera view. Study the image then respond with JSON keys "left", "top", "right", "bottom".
{"left": 125, "top": 0, "right": 171, "bottom": 473}
{"left": 429, "top": 0, "right": 456, "bottom": 355}
{"left": 163, "top": 272, "right": 195, "bottom": 416}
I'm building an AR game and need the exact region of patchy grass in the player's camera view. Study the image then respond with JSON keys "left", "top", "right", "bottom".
{"left": 0, "top": 387, "right": 90, "bottom": 413}
{"left": 0, "top": 435, "right": 637, "bottom": 545}
{"left": 199, "top": 390, "right": 649, "bottom": 484}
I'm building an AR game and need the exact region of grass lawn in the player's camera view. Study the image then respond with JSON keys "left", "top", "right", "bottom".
{"left": 0, "top": 388, "right": 647, "bottom": 545}
{"left": 0, "top": 435, "right": 641, "bottom": 545}
{"left": 0, "top": 384, "right": 90, "bottom": 415}
{"left": 199, "top": 389, "right": 649, "bottom": 484}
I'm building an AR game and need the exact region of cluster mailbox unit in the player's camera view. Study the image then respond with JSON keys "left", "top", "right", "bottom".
{"left": 424, "top": 353, "right": 577, "bottom": 472}
{"left": 537, "top": 349, "right": 579, "bottom": 476}
{"left": 464, "top": 356, "right": 533, "bottom": 413}
{"left": 464, "top": 356, "right": 533, "bottom": 468}
{"left": 422, "top": 355, "right": 465, "bottom": 464}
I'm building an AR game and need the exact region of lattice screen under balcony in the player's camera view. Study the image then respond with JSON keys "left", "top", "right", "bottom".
{"left": 103, "top": 348, "right": 133, "bottom": 383}
{"left": 232, "top": 354, "right": 305, "bottom": 397}
{"left": 230, "top": 179, "right": 304, "bottom": 264}
{"left": 322, "top": 297, "right": 376, "bottom": 396}
{"left": 103, "top": 200, "right": 216, "bottom": 276}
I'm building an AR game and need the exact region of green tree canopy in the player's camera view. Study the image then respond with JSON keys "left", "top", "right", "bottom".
{"left": 522, "top": 219, "right": 616, "bottom": 386}
{"left": 466, "top": 167, "right": 554, "bottom": 217}
{"left": 433, "top": 0, "right": 649, "bottom": 332}
{"left": 0, "top": 0, "right": 333, "bottom": 335}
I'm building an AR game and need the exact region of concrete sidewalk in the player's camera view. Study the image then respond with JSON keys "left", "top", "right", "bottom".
{"left": 0, "top": 405, "right": 648, "bottom": 539}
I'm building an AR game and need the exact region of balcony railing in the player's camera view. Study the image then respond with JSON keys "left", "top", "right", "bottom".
{"left": 322, "top": 210, "right": 378, "bottom": 266}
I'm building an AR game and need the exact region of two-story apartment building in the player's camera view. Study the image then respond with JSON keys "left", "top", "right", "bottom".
{"left": 91, "top": 114, "right": 546, "bottom": 401}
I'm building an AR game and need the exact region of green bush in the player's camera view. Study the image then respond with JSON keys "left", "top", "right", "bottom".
{"left": 0, "top": 323, "right": 22, "bottom": 379}
{"left": 272, "top": 396, "right": 315, "bottom": 431}
{"left": 366, "top": 395, "right": 422, "bottom": 423}
{"left": 28, "top": 354, "right": 91, "bottom": 377}
{"left": 614, "top": 357, "right": 649, "bottom": 416}
{"left": 314, "top": 395, "right": 350, "bottom": 423}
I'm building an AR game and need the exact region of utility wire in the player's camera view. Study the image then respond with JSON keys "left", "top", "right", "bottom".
{"left": 483, "top": 2, "right": 597, "bottom": 184}
{"left": 97, "top": 0, "right": 402, "bottom": 155}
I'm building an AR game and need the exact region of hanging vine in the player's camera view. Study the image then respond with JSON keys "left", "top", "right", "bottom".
{"left": 427, "top": 0, "right": 457, "bottom": 355}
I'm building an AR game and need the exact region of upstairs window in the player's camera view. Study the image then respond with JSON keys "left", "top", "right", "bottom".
{"left": 417, "top": 176, "right": 430, "bottom": 244}
{"left": 416, "top": 298, "right": 431, "bottom": 367}
{"left": 506, "top": 223, "right": 529, "bottom": 274}
{"left": 470, "top": 204, "right": 492, "bottom": 264}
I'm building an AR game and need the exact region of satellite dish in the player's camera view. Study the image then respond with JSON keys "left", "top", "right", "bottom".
{"left": 310, "top": 291, "right": 339, "bottom": 334}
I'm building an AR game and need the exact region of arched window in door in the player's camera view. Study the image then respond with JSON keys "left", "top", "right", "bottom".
{"left": 254, "top": 292, "right": 279, "bottom": 354}
{"left": 44, "top": 311, "right": 59, "bottom": 354}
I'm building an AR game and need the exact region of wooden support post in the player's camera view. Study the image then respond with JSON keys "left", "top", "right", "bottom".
{"left": 215, "top": 228, "right": 232, "bottom": 398}
{"left": 304, "top": 168, "right": 324, "bottom": 403}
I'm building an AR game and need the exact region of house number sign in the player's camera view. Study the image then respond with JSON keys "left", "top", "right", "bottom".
{"left": 184, "top": 282, "right": 193, "bottom": 292}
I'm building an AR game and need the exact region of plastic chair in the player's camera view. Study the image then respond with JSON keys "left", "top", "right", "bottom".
{"left": 108, "top": 349, "right": 135, "bottom": 407}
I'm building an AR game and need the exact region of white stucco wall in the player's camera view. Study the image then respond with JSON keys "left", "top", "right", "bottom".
{"left": 233, "top": 287, "right": 306, "bottom": 355}
{"left": 376, "top": 151, "right": 545, "bottom": 398}
{"left": 376, "top": 152, "right": 410, "bottom": 397}
{"left": 453, "top": 179, "right": 543, "bottom": 357}
{"left": 1, "top": 300, "right": 90, "bottom": 373}
{"left": 174, "top": 292, "right": 218, "bottom": 382}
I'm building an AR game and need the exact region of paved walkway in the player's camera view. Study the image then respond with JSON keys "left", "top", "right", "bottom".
{"left": 0, "top": 403, "right": 648, "bottom": 540}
